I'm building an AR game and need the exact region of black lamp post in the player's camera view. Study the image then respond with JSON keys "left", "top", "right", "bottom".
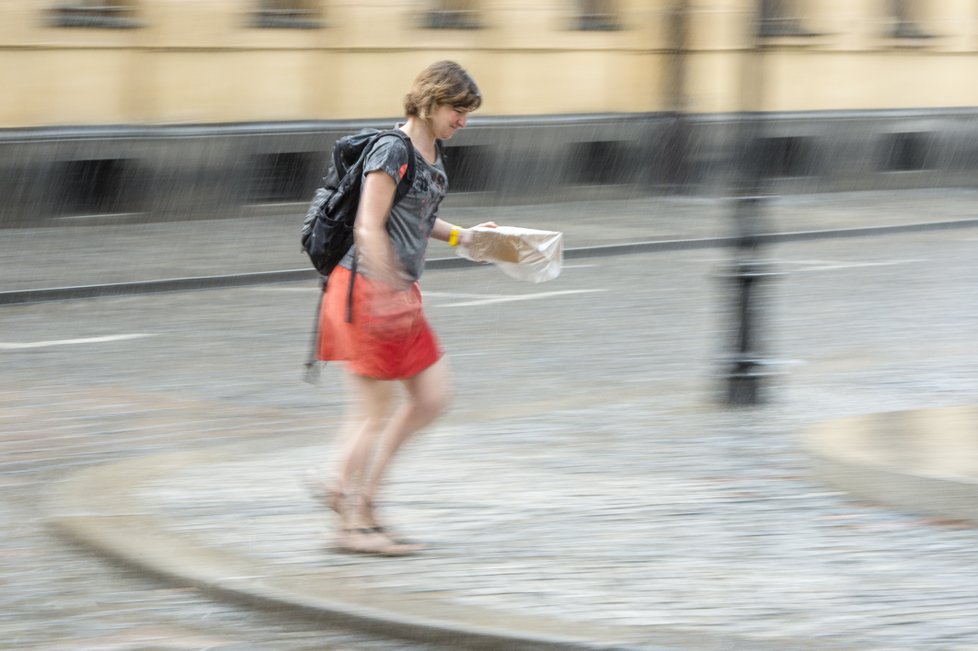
{"left": 723, "top": 196, "right": 780, "bottom": 405}
{"left": 721, "top": 2, "right": 780, "bottom": 406}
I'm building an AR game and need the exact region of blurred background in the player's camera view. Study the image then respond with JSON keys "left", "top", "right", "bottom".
{"left": 3, "top": 0, "right": 978, "bottom": 228}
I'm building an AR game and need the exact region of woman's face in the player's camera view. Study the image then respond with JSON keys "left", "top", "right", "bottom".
{"left": 429, "top": 104, "right": 470, "bottom": 140}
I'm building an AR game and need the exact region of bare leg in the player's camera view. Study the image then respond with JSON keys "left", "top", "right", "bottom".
{"left": 359, "top": 358, "right": 453, "bottom": 524}
{"left": 332, "top": 373, "right": 395, "bottom": 523}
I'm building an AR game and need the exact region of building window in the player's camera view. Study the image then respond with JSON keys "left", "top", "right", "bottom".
{"left": 755, "top": 136, "right": 818, "bottom": 178}
{"left": 442, "top": 146, "right": 493, "bottom": 192}
{"left": 575, "top": 0, "right": 620, "bottom": 31}
{"left": 758, "top": 0, "right": 813, "bottom": 37}
{"left": 49, "top": 1, "right": 139, "bottom": 29}
{"left": 879, "top": 132, "right": 931, "bottom": 172}
{"left": 423, "top": 0, "right": 481, "bottom": 30}
{"left": 54, "top": 159, "right": 139, "bottom": 216}
{"left": 249, "top": 152, "right": 316, "bottom": 203}
{"left": 567, "top": 141, "right": 631, "bottom": 185}
{"left": 887, "top": 0, "right": 931, "bottom": 39}
{"left": 252, "top": 0, "right": 322, "bottom": 29}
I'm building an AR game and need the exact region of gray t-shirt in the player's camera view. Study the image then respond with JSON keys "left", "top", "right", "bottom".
{"left": 340, "top": 132, "right": 448, "bottom": 282}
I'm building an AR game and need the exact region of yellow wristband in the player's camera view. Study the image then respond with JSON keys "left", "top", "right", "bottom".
{"left": 448, "top": 227, "right": 461, "bottom": 247}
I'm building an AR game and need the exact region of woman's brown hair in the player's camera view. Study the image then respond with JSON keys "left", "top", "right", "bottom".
{"left": 404, "top": 60, "right": 481, "bottom": 120}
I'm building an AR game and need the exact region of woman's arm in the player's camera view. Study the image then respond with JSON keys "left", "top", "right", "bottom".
{"left": 355, "top": 171, "right": 406, "bottom": 288}
{"left": 432, "top": 218, "right": 497, "bottom": 247}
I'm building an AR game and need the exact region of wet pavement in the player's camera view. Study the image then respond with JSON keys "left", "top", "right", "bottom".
{"left": 4, "top": 189, "right": 978, "bottom": 649}
{"left": 5, "top": 189, "right": 978, "bottom": 294}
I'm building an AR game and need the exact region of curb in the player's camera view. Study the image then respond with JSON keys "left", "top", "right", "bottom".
{"left": 46, "top": 437, "right": 842, "bottom": 651}
{"left": 803, "top": 405, "right": 978, "bottom": 524}
{"left": 6, "top": 217, "right": 978, "bottom": 305}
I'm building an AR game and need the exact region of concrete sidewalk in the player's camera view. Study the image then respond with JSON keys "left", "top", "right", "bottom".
{"left": 15, "top": 188, "right": 978, "bottom": 650}
{"left": 5, "top": 189, "right": 978, "bottom": 296}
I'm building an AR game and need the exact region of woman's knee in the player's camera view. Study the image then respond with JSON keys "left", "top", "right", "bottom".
{"left": 414, "top": 383, "right": 452, "bottom": 420}
{"left": 406, "top": 359, "right": 452, "bottom": 416}
{"left": 435, "top": 382, "right": 454, "bottom": 414}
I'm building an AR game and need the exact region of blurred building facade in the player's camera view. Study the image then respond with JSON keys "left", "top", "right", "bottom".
{"left": 2, "top": 1, "right": 978, "bottom": 223}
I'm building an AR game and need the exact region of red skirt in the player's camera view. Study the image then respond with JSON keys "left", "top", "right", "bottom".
{"left": 317, "top": 265, "right": 442, "bottom": 380}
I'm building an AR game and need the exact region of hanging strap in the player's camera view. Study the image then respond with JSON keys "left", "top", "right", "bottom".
{"left": 345, "top": 257, "right": 357, "bottom": 323}
{"left": 303, "top": 276, "right": 328, "bottom": 384}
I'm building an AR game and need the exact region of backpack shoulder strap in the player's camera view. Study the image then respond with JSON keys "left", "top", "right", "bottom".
{"left": 332, "top": 129, "right": 378, "bottom": 180}
{"left": 371, "top": 129, "right": 416, "bottom": 206}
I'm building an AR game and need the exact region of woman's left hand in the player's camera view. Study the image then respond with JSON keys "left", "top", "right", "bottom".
{"left": 460, "top": 221, "right": 497, "bottom": 247}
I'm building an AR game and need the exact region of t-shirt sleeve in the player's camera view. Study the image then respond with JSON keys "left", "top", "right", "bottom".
{"left": 362, "top": 136, "right": 411, "bottom": 185}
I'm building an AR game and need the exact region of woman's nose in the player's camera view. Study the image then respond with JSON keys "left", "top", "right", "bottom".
{"left": 457, "top": 113, "right": 468, "bottom": 128}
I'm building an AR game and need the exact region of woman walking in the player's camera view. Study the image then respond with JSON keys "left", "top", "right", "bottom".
{"left": 312, "top": 61, "right": 490, "bottom": 555}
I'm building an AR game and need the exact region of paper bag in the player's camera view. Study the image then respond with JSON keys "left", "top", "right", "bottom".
{"left": 458, "top": 226, "right": 563, "bottom": 283}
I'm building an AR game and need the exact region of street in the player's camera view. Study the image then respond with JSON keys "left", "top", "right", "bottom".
{"left": 3, "top": 221, "right": 978, "bottom": 649}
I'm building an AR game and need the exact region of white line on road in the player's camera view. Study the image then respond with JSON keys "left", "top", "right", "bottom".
{"left": 252, "top": 288, "right": 512, "bottom": 299}
{"left": 438, "top": 289, "right": 607, "bottom": 308}
{"left": 784, "top": 259, "right": 925, "bottom": 272}
{"left": 0, "top": 334, "right": 156, "bottom": 350}
{"left": 249, "top": 287, "right": 607, "bottom": 307}
{"left": 424, "top": 291, "right": 509, "bottom": 299}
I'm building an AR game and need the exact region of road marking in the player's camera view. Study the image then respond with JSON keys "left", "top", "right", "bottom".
{"left": 252, "top": 288, "right": 512, "bottom": 299}
{"left": 52, "top": 212, "right": 142, "bottom": 221}
{"left": 438, "top": 289, "right": 606, "bottom": 308}
{"left": 0, "top": 334, "right": 155, "bottom": 350}
{"left": 784, "top": 259, "right": 924, "bottom": 272}
{"left": 425, "top": 291, "right": 509, "bottom": 299}
{"left": 251, "top": 286, "right": 319, "bottom": 292}
{"left": 248, "top": 287, "right": 607, "bottom": 306}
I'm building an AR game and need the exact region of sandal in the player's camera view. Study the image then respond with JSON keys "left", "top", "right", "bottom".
{"left": 354, "top": 496, "right": 408, "bottom": 543}
{"left": 302, "top": 473, "right": 345, "bottom": 515}
{"left": 336, "top": 527, "right": 424, "bottom": 556}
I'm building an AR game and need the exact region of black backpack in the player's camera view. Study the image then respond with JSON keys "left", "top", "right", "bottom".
{"left": 300, "top": 128, "right": 416, "bottom": 278}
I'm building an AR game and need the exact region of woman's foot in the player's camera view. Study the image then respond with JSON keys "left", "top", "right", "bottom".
{"left": 336, "top": 528, "right": 424, "bottom": 556}
{"left": 357, "top": 494, "right": 380, "bottom": 528}
{"left": 348, "top": 494, "right": 417, "bottom": 546}
{"left": 302, "top": 473, "right": 346, "bottom": 515}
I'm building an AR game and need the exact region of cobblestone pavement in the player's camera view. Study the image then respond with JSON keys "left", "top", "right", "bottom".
{"left": 3, "top": 191, "right": 978, "bottom": 649}
{"left": 0, "top": 384, "right": 445, "bottom": 650}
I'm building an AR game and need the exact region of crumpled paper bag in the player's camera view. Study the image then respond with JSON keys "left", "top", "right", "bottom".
{"left": 457, "top": 226, "right": 563, "bottom": 283}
